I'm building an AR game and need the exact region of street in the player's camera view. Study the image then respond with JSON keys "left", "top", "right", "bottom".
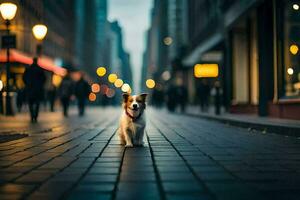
{"left": 0, "top": 108, "right": 300, "bottom": 200}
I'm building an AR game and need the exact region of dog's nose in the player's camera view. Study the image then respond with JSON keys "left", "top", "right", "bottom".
{"left": 133, "top": 104, "right": 138, "bottom": 109}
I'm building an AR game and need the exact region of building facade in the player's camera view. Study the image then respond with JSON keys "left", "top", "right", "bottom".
{"left": 74, "top": 0, "right": 108, "bottom": 79}
{"left": 183, "top": 0, "right": 300, "bottom": 120}
{"left": 143, "top": 0, "right": 300, "bottom": 120}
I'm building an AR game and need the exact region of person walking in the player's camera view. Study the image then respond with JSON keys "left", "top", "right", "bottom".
{"left": 176, "top": 84, "right": 188, "bottom": 113}
{"left": 23, "top": 58, "right": 46, "bottom": 122}
{"left": 47, "top": 83, "right": 57, "bottom": 112}
{"left": 198, "top": 79, "right": 211, "bottom": 112}
{"left": 74, "top": 75, "right": 90, "bottom": 116}
{"left": 58, "top": 74, "right": 73, "bottom": 117}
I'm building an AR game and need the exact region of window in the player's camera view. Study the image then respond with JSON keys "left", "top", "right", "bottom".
{"left": 282, "top": 1, "right": 300, "bottom": 98}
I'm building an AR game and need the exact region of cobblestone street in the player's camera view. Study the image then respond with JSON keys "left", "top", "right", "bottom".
{"left": 1, "top": 108, "right": 300, "bottom": 200}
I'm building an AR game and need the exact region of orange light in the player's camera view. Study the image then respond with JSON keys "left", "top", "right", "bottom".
{"left": 114, "top": 79, "right": 123, "bottom": 88}
{"left": 146, "top": 79, "right": 155, "bottom": 89}
{"left": 89, "top": 93, "right": 96, "bottom": 102}
{"left": 52, "top": 74, "right": 62, "bottom": 87}
{"left": 91, "top": 83, "right": 100, "bottom": 93}
{"left": 194, "top": 64, "right": 219, "bottom": 78}
{"left": 290, "top": 44, "right": 299, "bottom": 55}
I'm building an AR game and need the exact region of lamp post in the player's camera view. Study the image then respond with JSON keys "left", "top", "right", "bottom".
{"left": 0, "top": 2, "right": 17, "bottom": 115}
{"left": 32, "top": 24, "right": 47, "bottom": 57}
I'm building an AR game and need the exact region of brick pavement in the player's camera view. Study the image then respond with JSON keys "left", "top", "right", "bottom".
{"left": 0, "top": 108, "right": 300, "bottom": 200}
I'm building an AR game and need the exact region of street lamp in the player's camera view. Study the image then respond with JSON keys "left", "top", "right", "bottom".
{"left": 32, "top": 24, "right": 48, "bottom": 56}
{"left": 0, "top": 2, "right": 17, "bottom": 115}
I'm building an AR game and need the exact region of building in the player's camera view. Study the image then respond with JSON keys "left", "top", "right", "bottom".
{"left": 143, "top": 0, "right": 300, "bottom": 120}
{"left": 142, "top": 0, "right": 168, "bottom": 87}
{"left": 181, "top": 0, "right": 300, "bottom": 120}
{"left": 109, "top": 21, "right": 132, "bottom": 87}
{"left": 0, "top": 0, "right": 74, "bottom": 112}
{"left": 74, "top": 0, "right": 108, "bottom": 79}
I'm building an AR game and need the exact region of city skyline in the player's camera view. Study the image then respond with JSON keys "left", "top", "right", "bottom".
{"left": 108, "top": 0, "right": 153, "bottom": 93}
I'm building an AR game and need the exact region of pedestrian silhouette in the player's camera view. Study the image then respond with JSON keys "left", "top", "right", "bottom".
{"left": 23, "top": 58, "right": 46, "bottom": 123}
{"left": 166, "top": 84, "right": 177, "bottom": 112}
{"left": 58, "top": 74, "right": 74, "bottom": 117}
{"left": 47, "top": 83, "right": 57, "bottom": 112}
{"left": 74, "top": 74, "right": 90, "bottom": 116}
{"left": 197, "top": 79, "right": 210, "bottom": 112}
{"left": 176, "top": 79, "right": 188, "bottom": 113}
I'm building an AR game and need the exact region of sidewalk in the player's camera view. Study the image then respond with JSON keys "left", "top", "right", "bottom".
{"left": 185, "top": 106, "right": 300, "bottom": 137}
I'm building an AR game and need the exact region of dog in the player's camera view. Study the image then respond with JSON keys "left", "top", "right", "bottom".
{"left": 118, "top": 93, "right": 147, "bottom": 147}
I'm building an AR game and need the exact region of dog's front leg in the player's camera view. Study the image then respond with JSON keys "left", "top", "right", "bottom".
{"left": 124, "top": 128, "right": 133, "bottom": 147}
{"left": 136, "top": 127, "right": 145, "bottom": 146}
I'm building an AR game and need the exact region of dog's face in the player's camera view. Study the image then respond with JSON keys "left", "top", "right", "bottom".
{"left": 123, "top": 93, "right": 147, "bottom": 114}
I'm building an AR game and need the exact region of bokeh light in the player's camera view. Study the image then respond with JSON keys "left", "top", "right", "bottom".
{"left": 146, "top": 79, "right": 156, "bottom": 89}
{"left": 162, "top": 70, "right": 171, "bottom": 81}
{"left": 121, "top": 83, "right": 131, "bottom": 93}
{"left": 163, "top": 36, "right": 173, "bottom": 46}
{"left": 293, "top": 4, "right": 299, "bottom": 10}
{"left": 32, "top": 24, "right": 48, "bottom": 40}
{"left": 89, "top": 93, "right": 96, "bottom": 102}
{"left": 106, "top": 88, "right": 115, "bottom": 98}
{"left": 0, "top": 80, "right": 3, "bottom": 91}
{"left": 101, "top": 84, "right": 109, "bottom": 94}
{"left": 91, "top": 83, "right": 100, "bottom": 93}
{"left": 96, "top": 67, "right": 106, "bottom": 77}
{"left": 108, "top": 73, "right": 118, "bottom": 83}
{"left": 52, "top": 74, "right": 62, "bottom": 87}
{"left": 290, "top": 44, "right": 299, "bottom": 55}
{"left": 114, "top": 79, "right": 123, "bottom": 88}
{"left": 287, "top": 68, "right": 294, "bottom": 75}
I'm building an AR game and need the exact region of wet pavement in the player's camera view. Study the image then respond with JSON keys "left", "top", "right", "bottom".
{"left": 0, "top": 107, "right": 300, "bottom": 200}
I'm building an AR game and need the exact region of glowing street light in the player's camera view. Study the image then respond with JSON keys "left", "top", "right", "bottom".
{"left": 0, "top": 2, "right": 18, "bottom": 115}
{"left": 32, "top": 24, "right": 48, "bottom": 41}
{"left": 32, "top": 24, "right": 48, "bottom": 57}
{"left": 146, "top": 79, "right": 156, "bottom": 89}
{"left": 121, "top": 83, "right": 131, "bottom": 93}
{"left": 114, "top": 79, "right": 123, "bottom": 88}
{"left": 108, "top": 73, "right": 118, "bottom": 83}
{"left": 96, "top": 67, "right": 106, "bottom": 77}
{"left": 0, "top": 3, "right": 17, "bottom": 20}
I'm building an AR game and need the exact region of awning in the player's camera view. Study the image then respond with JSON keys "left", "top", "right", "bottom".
{"left": 182, "top": 33, "right": 223, "bottom": 67}
{"left": 0, "top": 49, "right": 67, "bottom": 76}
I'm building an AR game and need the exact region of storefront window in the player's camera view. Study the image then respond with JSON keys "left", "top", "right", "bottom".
{"left": 283, "top": 1, "right": 300, "bottom": 98}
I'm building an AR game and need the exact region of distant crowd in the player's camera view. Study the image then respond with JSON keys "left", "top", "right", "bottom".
{"left": 20, "top": 58, "right": 90, "bottom": 123}
{"left": 151, "top": 79, "right": 222, "bottom": 115}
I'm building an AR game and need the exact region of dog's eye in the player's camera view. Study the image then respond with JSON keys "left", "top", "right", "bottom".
{"left": 137, "top": 100, "right": 142, "bottom": 103}
{"left": 129, "top": 99, "right": 133, "bottom": 102}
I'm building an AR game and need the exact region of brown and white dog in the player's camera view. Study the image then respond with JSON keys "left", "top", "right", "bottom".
{"left": 118, "top": 93, "right": 147, "bottom": 147}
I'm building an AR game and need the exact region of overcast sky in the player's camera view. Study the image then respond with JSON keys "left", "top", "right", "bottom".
{"left": 108, "top": 0, "right": 153, "bottom": 93}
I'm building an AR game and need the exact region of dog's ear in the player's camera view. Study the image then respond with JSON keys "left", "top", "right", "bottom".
{"left": 139, "top": 93, "right": 148, "bottom": 102}
{"left": 122, "top": 93, "right": 130, "bottom": 102}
